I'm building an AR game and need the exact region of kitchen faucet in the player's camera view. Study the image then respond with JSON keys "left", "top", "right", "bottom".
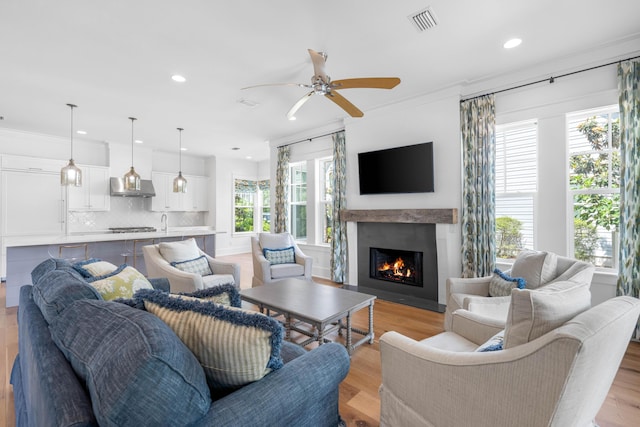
{"left": 160, "top": 213, "right": 168, "bottom": 232}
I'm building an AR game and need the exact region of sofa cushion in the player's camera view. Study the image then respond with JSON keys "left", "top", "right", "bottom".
{"left": 263, "top": 246, "right": 296, "bottom": 265}
{"left": 270, "top": 263, "right": 305, "bottom": 279}
{"left": 503, "top": 282, "right": 591, "bottom": 349}
{"left": 510, "top": 250, "right": 558, "bottom": 289}
{"left": 31, "top": 258, "right": 75, "bottom": 285}
{"left": 488, "top": 268, "right": 525, "bottom": 297}
{"left": 49, "top": 299, "right": 211, "bottom": 427}
{"left": 159, "top": 238, "right": 200, "bottom": 263}
{"left": 32, "top": 269, "right": 102, "bottom": 324}
{"left": 73, "top": 258, "right": 118, "bottom": 278}
{"left": 86, "top": 265, "right": 154, "bottom": 300}
{"left": 135, "top": 288, "right": 284, "bottom": 390}
{"left": 259, "top": 232, "right": 292, "bottom": 250}
{"left": 170, "top": 255, "right": 213, "bottom": 276}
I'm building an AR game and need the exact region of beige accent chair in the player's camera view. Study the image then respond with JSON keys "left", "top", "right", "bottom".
{"left": 142, "top": 238, "right": 240, "bottom": 293}
{"left": 251, "top": 232, "right": 313, "bottom": 287}
{"left": 380, "top": 285, "right": 640, "bottom": 427}
{"left": 444, "top": 250, "right": 595, "bottom": 330}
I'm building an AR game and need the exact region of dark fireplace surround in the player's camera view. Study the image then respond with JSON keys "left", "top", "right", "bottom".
{"left": 341, "top": 209, "right": 457, "bottom": 313}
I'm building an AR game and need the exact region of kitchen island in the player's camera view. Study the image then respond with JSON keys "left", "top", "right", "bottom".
{"left": 3, "top": 227, "right": 223, "bottom": 307}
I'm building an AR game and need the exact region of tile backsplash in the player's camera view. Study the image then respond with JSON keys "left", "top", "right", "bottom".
{"left": 68, "top": 197, "right": 206, "bottom": 232}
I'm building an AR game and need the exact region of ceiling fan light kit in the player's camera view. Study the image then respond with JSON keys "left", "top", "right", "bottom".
{"left": 243, "top": 48, "right": 400, "bottom": 119}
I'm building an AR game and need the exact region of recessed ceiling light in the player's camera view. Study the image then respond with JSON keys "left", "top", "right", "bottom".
{"left": 76, "top": 130, "right": 87, "bottom": 135}
{"left": 503, "top": 38, "right": 522, "bottom": 49}
{"left": 246, "top": 156, "right": 252, "bottom": 160}
{"left": 180, "top": 147, "right": 187, "bottom": 151}
{"left": 134, "top": 139, "right": 143, "bottom": 144}
{"left": 289, "top": 116, "right": 296, "bottom": 121}
{"left": 171, "top": 75, "right": 186, "bottom": 83}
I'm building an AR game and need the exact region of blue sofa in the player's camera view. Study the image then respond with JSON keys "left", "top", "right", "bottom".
{"left": 10, "top": 259, "right": 350, "bottom": 427}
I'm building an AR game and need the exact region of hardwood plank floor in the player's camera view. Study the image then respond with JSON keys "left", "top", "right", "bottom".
{"left": 1, "top": 253, "right": 639, "bottom": 426}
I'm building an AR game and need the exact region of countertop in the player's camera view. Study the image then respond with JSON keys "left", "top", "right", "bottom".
{"left": 2, "top": 227, "right": 223, "bottom": 248}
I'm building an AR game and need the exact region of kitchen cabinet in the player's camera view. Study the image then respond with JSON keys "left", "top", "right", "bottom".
{"left": 68, "top": 165, "right": 110, "bottom": 211}
{"left": 1, "top": 170, "right": 65, "bottom": 236}
{"left": 151, "top": 171, "right": 208, "bottom": 212}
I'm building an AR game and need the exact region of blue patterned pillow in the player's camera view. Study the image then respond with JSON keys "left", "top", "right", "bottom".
{"left": 263, "top": 246, "right": 295, "bottom": 265}
{"left": 170, "top": 255, "right": 213, "bottom": 276}
{"left": 476, "top": 331, "right": 504, "bottom": 352}
{"left": 489, "top": 268, "right": 526, "bottom": 297}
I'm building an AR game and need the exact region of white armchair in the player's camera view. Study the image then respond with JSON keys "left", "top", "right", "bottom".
{"left": 251, "top": 232, "right": 312, "bottom": 287}
{"left": 142, "top": 238, "right": 240, "bottom": 293}
{"left": 444, "top": 250, "right": 595, "bottom": 330}
{"left": 380, "top": 288, "right": 640, "bottom": 427}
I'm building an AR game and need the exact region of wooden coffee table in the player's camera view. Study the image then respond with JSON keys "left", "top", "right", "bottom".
{"left": 240, "top": 279, "right": 376, "bottom": 355}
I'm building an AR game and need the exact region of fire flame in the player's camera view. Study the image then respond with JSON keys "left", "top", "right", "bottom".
{"left": 379, "top": 257, "right": 412, "bottom": 277}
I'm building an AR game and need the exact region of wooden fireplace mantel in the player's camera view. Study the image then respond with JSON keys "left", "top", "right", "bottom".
{"left": 340, "top": 208, "right": 458, "bottom": 224}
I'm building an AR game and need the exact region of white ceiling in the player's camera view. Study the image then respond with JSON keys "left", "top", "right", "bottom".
{"left": 1, "top": 0, "right": 639, "bottom": 162}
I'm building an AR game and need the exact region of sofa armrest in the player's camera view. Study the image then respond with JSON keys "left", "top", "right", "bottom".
{"left": 197, "top": 343, "right": 350, "bottom": 427}
{"left": 446, "top": 276, "right": 492, "bottom": 298}
{"left": 148, "top": 277, "right": 170, "bottom": 292}
{"left": 203, "top": 253, "right": 241, "bottom": 287}
{"left": 451, "top": 309, "right": 505, "bottom": 345}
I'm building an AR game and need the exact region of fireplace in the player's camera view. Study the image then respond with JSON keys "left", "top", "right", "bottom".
{"left": 354, "top": 222, "right": 441, "bottom": 311}
{"left": 370, "top": 247, "right": 423, "bottom": 287}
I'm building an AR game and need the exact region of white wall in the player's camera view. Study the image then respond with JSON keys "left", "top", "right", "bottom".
{"left": 213, "top": 157, "right": 264, "bottom": 256}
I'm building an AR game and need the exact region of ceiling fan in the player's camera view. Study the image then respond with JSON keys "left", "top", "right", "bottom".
{"left": 242, "top": 49, "right": 401, "bottom": 119}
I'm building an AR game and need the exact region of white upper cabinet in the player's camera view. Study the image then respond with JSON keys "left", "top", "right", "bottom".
{"left": 151, "top": 171, "right": 208, "bottom": 212}
{"left": 68, "top": 165, "right": 110, "bottom": 211}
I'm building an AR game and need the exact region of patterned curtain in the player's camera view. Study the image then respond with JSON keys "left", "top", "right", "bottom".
{"left": 331, "top": 131, "right": 348, "bottom": 283}
{"left": 274, "top": 146, "right": 290, "bottom": 233}
{"left": 616, "top": 59, "right": 640, "bottom": 340}
{"left": 460, "top": 95, "right": 496, "bottom": 278}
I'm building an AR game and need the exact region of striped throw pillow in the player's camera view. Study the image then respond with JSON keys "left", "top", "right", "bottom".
{"left": 170, "top": 255, "right": 213, "bottom": 276}
{"left": 135, "top": 289, "right": 284, "bottom": 390}
{"left": 263, "top": 246, "right": 295, "bottom": 265}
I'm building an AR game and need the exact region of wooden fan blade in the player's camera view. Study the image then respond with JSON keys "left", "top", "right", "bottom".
{"left": 241, "top": 82, "right": 309, "bottom": 90}
{"left": 286, "top": 91, "right": 314, "bottom": 119}
{"left": 308, "top": 49, "right": 329, "bottom": 84}
{"left": 326, "top": 91, "right": 364, "bottom": 117}
{"left": 331, "top": 77, "right": 401, "bottom": 90}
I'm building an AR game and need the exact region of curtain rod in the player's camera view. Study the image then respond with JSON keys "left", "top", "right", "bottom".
{"left": 276, "top": 129, "right": 344, "bottom": 149}
{"left": 460, "top": 54, "right": 640, "bottom": 103}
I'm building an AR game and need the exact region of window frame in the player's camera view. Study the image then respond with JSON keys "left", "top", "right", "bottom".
{"left": 232, "top": 176, "right": 270, "bottom": 235}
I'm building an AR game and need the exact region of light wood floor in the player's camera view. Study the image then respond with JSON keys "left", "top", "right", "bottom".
{"left": 1, "top": 253, "right": 639, "bottom": 426}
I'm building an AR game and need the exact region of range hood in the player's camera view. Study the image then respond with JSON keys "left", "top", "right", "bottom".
{"left": 110, "top": 177, "right": 156, "bottom": 197}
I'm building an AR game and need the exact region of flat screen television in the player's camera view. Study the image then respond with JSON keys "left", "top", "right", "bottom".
{"left": 358, "top": 142, "right": 434, "bottom": 194}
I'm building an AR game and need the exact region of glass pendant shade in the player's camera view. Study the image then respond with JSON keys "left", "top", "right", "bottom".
{"left": 61, "top": 103, "right": 82, "bottom": 186}
{"left": 173, "top": 127, "right": 187, "bottom": 193}
{"left": 124, "top": 117, "right": 141, "bottom": 191}
{"left": 173, "top": 171, "right": 187, "bottom": 192}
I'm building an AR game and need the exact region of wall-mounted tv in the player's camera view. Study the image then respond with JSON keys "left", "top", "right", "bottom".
{"left": 358, "top": 142, "right": 434, "bottom": 195}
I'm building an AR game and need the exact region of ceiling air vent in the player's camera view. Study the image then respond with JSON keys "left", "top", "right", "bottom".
{"left": 408, "top": 7, "right": 438, "bottom": 32}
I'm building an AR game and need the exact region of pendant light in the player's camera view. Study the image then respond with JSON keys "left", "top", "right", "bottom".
{"left": 60, "top": 103, "right": 82, "bottom": 186}
{"left": 123, "top": 116, "right": 141, "bottom": 191}
{"left": 173, "top": 127, "right": 188, "bottom": 193}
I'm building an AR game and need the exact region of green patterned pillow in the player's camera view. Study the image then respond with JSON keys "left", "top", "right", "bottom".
{"left": 87, "top": 265, "right": 154, "bottom": 300}
{"left": 135, "top": 289, "right": 284, "bottom": 390}
{"left": 263, "top": 246, "right": 295, "bottom": 265}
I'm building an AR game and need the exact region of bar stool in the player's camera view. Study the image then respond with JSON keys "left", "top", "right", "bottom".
{"left": 57, "top": 243, "right": 89, "bottom": 262}
{"left": 122, "top": 238, "right": 156, "bottom": 269}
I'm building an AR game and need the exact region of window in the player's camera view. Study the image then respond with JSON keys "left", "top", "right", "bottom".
{"left": 494, "top": 120, "right": 538, "bottom": 258}
{"left": 289, "top": 162, "right": 307, "bottom": 241}
{"left": 567, "top": 106, "right": 620, "bottom": 269}
{"left": 234, "top": 178, "right": 270, "bottom": 233}
{"left": 318, "top": 157, "right": 333, "bottom": 245}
